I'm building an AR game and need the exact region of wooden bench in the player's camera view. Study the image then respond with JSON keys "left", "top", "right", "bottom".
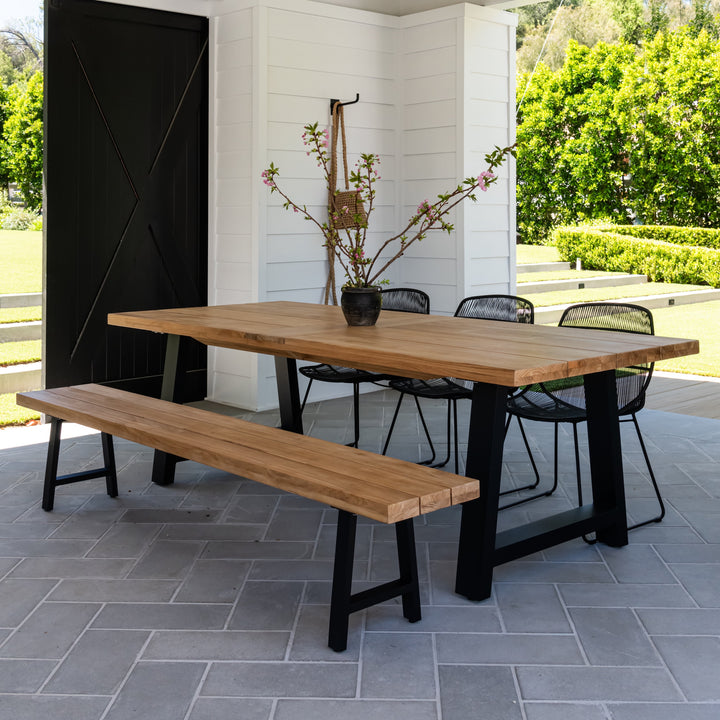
{"left": 16, "top": 383, "right": 478, "bottom": 651}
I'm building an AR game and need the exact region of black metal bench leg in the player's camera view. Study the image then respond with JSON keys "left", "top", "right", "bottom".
{"left": 328, "top": 511, "right": 422, "bottom": 652}
{"left": 42, "top": 417, "right": 63, "bottom": 511}
{"left": 329, "top": 510, "right": 357, "bottom": 652}
{"left": 395, "top": 518, "right": 421, "bottom": 622}
{"left": 42, "top": 419, "right": 119, "bottom": 512}
{"left": 101, "top": 432, "right": 118, "bottom": 498}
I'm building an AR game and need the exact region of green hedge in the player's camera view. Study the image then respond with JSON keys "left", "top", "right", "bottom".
{"left": 553, "top": 226, "right": 720, "bottom": 287}
{"left": 601, "top": 225, "right": 720, "bottom": 250}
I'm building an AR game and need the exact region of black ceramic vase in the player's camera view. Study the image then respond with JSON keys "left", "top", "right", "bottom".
{"left": 340, "top": 287, "right": 382, "bottom": 326}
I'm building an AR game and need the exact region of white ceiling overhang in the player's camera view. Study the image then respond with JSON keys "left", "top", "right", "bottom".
{"left": 309, "top": 0, "right": 544, "bottom": 11}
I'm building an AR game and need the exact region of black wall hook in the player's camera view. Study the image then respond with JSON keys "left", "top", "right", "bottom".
{"left": 330, "top": 94, "right": 360, "bottom": 112}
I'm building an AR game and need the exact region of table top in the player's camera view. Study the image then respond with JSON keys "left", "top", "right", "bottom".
{"left": 108, "top": 301, "right": 699, "bottom": 387}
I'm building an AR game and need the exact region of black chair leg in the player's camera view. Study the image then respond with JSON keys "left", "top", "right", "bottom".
{"left": 625, "top": 414, "right": 665, "bottom": 529}
{"left": 300, "top": 377, "right": 314, "bottom": 412}
{"left": 498, "top": 416, "right": 560, "bottom": 511}
{"left": 427, "top": 399, "right": 452, "bottom": 470}
{"left": 348, "top": 382, "right": 361, "bottom": 448}
{"left": 382, "top": 393, "right": 438, "bottom": 466}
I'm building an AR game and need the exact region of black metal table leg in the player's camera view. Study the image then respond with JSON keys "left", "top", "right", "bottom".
{"left": 455, "top": 382, "right": 510, "bottom": 601}
{"left": 328, "top": 510, "right": 357, "bottom": 652}
{"left": 584, "top": 370, "right": 628, "bottom": 547}
{"left": 395, "top": 518, "right": 421, "bottom": 622}
{"left": 151, "top": 334, "right": 182, "bottom": 485}
{"left": 274, "top": 356, "right": 303, "bottom": 434}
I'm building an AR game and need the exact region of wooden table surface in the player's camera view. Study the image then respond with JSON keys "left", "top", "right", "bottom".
{"left": 109, "top": 301, "right": 699, "bottom": 387}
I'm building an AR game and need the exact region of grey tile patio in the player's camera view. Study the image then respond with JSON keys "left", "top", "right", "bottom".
{"left": 0, "top": 389, "right": 718, "bottom": 718}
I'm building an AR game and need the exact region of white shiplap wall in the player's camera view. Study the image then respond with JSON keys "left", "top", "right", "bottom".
{"left": 210, "top": 0, "right": 516, "bottom": 410}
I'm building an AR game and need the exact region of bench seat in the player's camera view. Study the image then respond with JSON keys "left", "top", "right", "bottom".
{"left": 17, "top": 383, "right": 478, "bottom": 651}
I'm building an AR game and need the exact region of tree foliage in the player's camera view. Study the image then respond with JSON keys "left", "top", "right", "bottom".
{"left": 517, "top": 27, "right": 720, "bottom": 242}
{"left": 1, "top": 72, "right": 43, "bottom": 209}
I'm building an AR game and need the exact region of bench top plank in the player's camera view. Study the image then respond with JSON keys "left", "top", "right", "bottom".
{"left": 17, "top": 385, "right": 478, "bottom": 523}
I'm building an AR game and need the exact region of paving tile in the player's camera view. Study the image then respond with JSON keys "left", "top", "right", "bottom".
{"left": 223, "top": 494, "right": 280, "bottom": 524}
{"left": 599, "top": 545, "right": 677, "bottom": 584}
{"left": 0, "top": 659, "right": 57, "bottom": 692}
{"left": 158, "top": 523, "right": 264, "bottom": 541}
{"left": 143, "top": 630, "right": 288, "bottom": 660}
{"left": 668, "top": 564, "right": 720, "bottom": 607}
{"left": 128, "top": 540, "right": 202, "bottom": 579}
{"left": 104, "top": 661, "right": 206, "bottom": 720}
{"left": 0, "top": 539, "right": 96, "bottom": 557}
{"left": 436, "top": 633, "right": 584, "bottom": 664}
{"left": 608, "top": 703, "right": 720, "bottom": 719}
{"left": 49, "top": 511, "right": 125, "bottom": 539}
{"left": 438, "top": 665, "right": 523, "bottom": 720}
{"left": 495, "top": 583, "right": 571, "bottom": 633}
{"left": 48, "top": 579, "right": 179, "bottom": 603}
{"left": 0, "top": 602, "right": 100, "bottom": 659}
{"left": 227, "top": 581, "right": 304, "bottom": 631}
{"left": 43, "top": 629, "right": 149, "bottom": 695}
{"left": 638, "top": 608, "right": 720, "bottom": 635}
{"left": 174, "top": 559, "right": 251, "bottom": 603}
{"left": 367, "top": 605, "right": 501, "bottom": 633}
{"left": 274, "top": 699, "right": 438, "bottom": 720}
{"left": 569, "top": 608, "right": 661, "bottom": 666}
{"left": 120, "top": 509, "right": 221, "bottom": 524}
{"left": 0, "top": 523, "right": 59, "bottom": 539}
{"left": 91, "top": 603, "right": 230, "bottom": 630}
{"left": 288, "top": 604, "right": 361, "bottom": 661}
{"left": 0, "top": 695, "right": 110, "bottom": 720}
{"left": 249, "top": 559, "right": 335, "bottom": 581}
{"left": 516, "top": 666, "right": 683, "bottom": 701}
{"left": 361, "top": 633, "right": 435, "bottom": 699}
{"left": 524, "top": 702, "right": 607, "bottom": 720}
{"left": 559, "top": 583, "right": 695, "bottom": 608}
{"left": 654, "top": 544, "right": 720, "bottom": 563}
{"left": 188, "top": 698, "right": 273, "bottom": 720}
{"left": 87, "top": 523, "right": 160, "bottom": 558}
{"left": 266, "top": 508, "right": 324, "bottom": 541}
{"left": 493, "top": 560, "right": 614, "bottom": 584}
{"left": 203, "top": 541, "right": 313, "bottom": 560}
{"left": 201, "top": 661, "right": 358, "bottom": 697}
{"left": 7, "top": 557, "right": 133, "bottom": 579}
{"left": 0, "top": 578, "right": 58, "bottom": 627}
{"left": 652, "top": 636, "right": 720, "bottom": 701}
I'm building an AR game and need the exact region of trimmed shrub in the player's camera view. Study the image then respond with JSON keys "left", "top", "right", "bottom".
{"left": 553, "top": 226, "right": 720, "bottom": 287}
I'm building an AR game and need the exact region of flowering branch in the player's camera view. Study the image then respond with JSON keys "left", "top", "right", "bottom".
{"left": 262, "top": 122, "right": 515, "bottom": 289}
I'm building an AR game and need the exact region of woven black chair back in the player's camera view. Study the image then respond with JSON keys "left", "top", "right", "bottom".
{"left": 381, "top": 287, "right": 430, "bottom": 314}
{"left": 558, "top": 302, "right": 654, "bottom": 415}
{"left": 455, "top": 294, "right": 534, "bottom": 323}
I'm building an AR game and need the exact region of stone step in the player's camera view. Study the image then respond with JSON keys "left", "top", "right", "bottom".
{"left": 0, "top": 292, "right": 42, "bottom": 309}
{"left": 0, "top": 362, "right": 41, "bottom": 395}
{"left": 517, "top": 261, "right": 574, "bottom": 274}
{"left": 534, "top": 288, "right": 720, "bottom": 325}
{"left": 519, "top": 273, "right": 647, "bottom": 293}
{"left": 0, "top": 321, "right": 42, "bottom": 343}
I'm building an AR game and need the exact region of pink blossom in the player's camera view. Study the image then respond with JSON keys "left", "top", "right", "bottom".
{"left": 477, "top": 170, "right": 496, "bottom": 192}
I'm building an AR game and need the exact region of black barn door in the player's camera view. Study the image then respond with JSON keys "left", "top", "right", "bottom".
{"left": 45, "top": 0, "right": 208, "bottom": 399}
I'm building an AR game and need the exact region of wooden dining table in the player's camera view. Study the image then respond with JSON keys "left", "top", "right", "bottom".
{"left": 108, "top": 301, "right": 699, "bottom": 600}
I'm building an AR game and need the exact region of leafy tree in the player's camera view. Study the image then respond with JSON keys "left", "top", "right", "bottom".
{"left": 617, "top": 29, "right": 720, "bottom": 226}
{"left": 688, "top": 0, "right": 719, "bottom": 38}
{"left": 608, "top": 0, "right": 645, "bottom": 43}
{"left": 0, "top": 82, "right": 9, "bottom": 191}
{"left": 516, "top": 40, "right": 634, "bottom": 242}
{"left": 1, "top": 72, "right": 43, "bottom": 209}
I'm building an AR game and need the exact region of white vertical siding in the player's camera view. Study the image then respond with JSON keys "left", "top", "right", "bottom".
{"left": 207, "top": 0, "right": 516, "bottom": 410}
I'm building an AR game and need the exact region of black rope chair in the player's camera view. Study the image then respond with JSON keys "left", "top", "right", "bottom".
{"left": 506, "top": 302, "right": 665, "bottom": 532}
{"left": 299, "top": 288, "right": 430, "bottom": 448}
{"left": 382, "top": 295, "right": 535, "bottom": 477}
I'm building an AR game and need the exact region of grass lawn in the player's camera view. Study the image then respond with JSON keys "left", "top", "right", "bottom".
{"left": 652, "top": 301, "right": 720, "bottom": 376}
{"left": 0, "top": 230, "right": 42, "bottom": 294}
{"left": 0, "top": 393, "right": 39, "bottom": 426}
{"left": 0, "top": 340, "right": 41, "bottom": 367}
{"left": 516, "top": 244, "right": 562, "bottom": 264}
{"left": 526, "top": 282, "right": 709, "bottom": 308}
{"left": 0, "top": 306, "right": 42, "bottom": 324}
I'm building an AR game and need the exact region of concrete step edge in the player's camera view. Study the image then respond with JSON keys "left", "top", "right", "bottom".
{"left": 0, "top": 292, "right": 42, "bottom": 309}
{"left": 517, "top": 261, "right": 574, "bottom": 273}
{"left": 534, "top": 289, "right": 720, "bottom": 324}
{"left": 519, "top": 274, "right": 647, "bottom": 293}
{"left": 0, "top": 321, "right": 42, "bottom": 343}
{"left": 0, "top": 362, "right": 41, "bottom": 395}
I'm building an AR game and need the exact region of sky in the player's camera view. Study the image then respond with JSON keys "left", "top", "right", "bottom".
{"left": 0, "top": 0, "right": 42, "bottom": 28}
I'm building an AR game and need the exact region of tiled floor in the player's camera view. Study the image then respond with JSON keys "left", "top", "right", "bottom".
{"left": 0, "top": 389, "right": 718, "bottom": 720}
